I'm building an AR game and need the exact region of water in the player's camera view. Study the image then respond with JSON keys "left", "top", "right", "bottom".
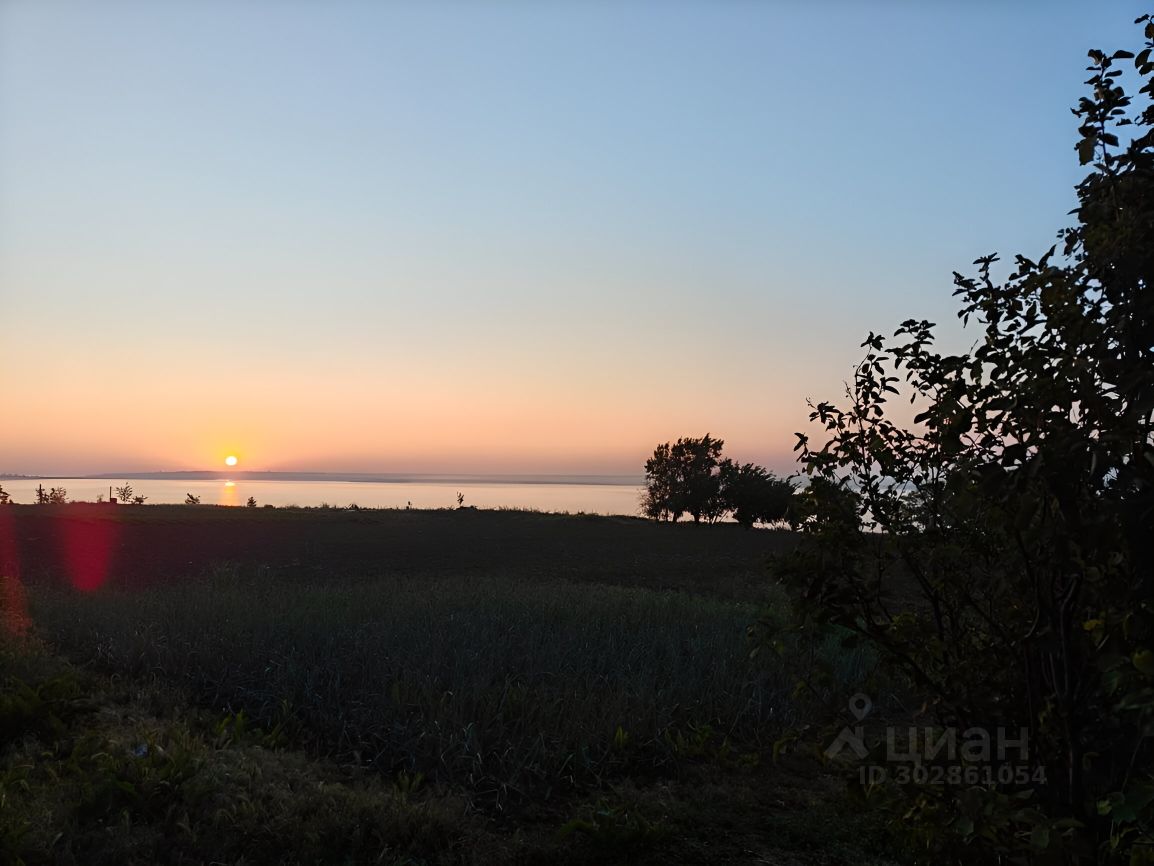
{"left": 0, "top": 477, "right": 646, "bottom": 516}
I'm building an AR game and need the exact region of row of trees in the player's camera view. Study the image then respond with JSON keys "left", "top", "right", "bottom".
{"left": 641, "top": 434, "right": 794, "bottom": 527}
{"left": 0, "top": 484, "right": 239, "bottom": 506}
{"left": 0, "top": 483, "right": 150, "bottom": 505}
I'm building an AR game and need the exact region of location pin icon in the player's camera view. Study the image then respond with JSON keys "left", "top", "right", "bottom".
{"left": 849, "top": 693, "right": 872, "bottom": 721}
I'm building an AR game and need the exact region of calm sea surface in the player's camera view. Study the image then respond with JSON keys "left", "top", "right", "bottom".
{"left": 2, "top": 478, "right": 645, "bottom": 516}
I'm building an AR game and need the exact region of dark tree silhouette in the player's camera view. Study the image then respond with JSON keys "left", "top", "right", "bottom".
{"left": 718, "top": 460, "right": 795, "bottom": 528}
{"left": 644, "top": 436, "right": 791, "bottom": 525}
{"left": 774, "top": 19, "right": 1154, "bottom": 860}
{"left": 643, "top": 434, "right": 725, "bottom": 523}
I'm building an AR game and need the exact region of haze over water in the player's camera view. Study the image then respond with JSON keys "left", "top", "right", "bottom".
{"left": 0, "top": 477, "right": 645, "bottom": 515}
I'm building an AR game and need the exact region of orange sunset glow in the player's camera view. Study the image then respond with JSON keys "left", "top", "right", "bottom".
{"left": 0, "top": 2, "right": 1121, "bottom": 484}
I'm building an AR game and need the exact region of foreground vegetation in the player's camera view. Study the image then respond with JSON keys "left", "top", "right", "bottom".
{"left": 773, "top": 19, "right": 1154, "bottom": 864}
{"left": 1, "top": 507, "right": 890, "bottom": 865}
{"left": 30, "top": 568, "right": 797, "bottom": 802}
{"left": 1, "top": 636, "right": 472, "bottom": 864}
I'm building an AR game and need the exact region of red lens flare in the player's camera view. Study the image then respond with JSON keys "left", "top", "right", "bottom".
{"left": 58, "top": 514, "right": 120, "bottom": 593}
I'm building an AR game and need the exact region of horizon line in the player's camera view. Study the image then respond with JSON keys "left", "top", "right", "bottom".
{"left": 1, "top": 470, "right": 647, "bottom": 486}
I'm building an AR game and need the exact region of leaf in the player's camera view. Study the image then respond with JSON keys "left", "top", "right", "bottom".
{"left": 1133, "top": 650, "right": 1154, "bottom": 677}
{"left": 1078, "top": 136, "right": 1097, "bottom": 165}
{"left": 1030, "top": 825, "right": 1050, "bottom": 850}
{"left": 1125, "top": 782, "right": 1154, "bottom": 812}
{"left": 1099, "top": 792, "right": 1125, "bottom": 816}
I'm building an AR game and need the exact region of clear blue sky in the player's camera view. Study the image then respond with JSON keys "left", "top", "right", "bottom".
{"left": 0, "top": 1, "right": 1145, "bottom": 475}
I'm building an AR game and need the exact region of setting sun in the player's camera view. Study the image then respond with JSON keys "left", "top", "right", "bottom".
{"left": 224, "top": 456, "right": 238, "bottom": 467}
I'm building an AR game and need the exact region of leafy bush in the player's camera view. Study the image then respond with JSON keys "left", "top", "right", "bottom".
{"left": 776, "top": 17, "right": 1154, "bottom": 863}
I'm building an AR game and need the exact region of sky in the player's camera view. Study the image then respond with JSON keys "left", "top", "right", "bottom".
{"left": 0, "top": 1, "right": 1146, "bottom": 476}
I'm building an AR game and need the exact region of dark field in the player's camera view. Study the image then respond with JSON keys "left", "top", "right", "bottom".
{"left": 0, "top": 506, "right": 890, "bottom": 865}
{"left": 4, "top": 504, "right": 793, "bottom": 599}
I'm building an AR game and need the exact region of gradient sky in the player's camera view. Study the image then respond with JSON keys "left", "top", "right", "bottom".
{"left": 1, "top": 1, "right": 1145, "bottom": 476}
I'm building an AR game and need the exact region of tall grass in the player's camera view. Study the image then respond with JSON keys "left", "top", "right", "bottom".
{"left": 26, "top": 566, "right": 871, "bottom": 806}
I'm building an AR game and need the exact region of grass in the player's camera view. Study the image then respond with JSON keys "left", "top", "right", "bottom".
{"left": 28, "top": 568, "right": 817, "bottom": 803}
{"left": 0, "top": 636, "right": 482, "bottom": 865}
{"left": 1, "top": 506, "right": 892, "bottom": 864}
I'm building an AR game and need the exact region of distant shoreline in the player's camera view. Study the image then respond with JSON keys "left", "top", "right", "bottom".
{"left": 3, "top": 471, "right": 644, "bottom": 487}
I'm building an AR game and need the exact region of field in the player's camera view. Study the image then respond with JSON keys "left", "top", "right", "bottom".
{"left": 0, "top": 505, "right": 893, "bottom": 865}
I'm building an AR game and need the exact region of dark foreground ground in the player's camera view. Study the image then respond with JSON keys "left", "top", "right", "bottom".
{"left": 0, "top": 506, "right": 896, "bottom": 865}
{"left": 1, "top": 503, "right": 793, "bottom": 599}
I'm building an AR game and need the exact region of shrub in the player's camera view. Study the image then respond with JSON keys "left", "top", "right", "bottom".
{"left": 776, "top": 18, "right": 1154, "bottom": 863}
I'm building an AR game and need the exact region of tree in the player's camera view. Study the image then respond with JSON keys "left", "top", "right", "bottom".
{"left": 643, "top": 434, "right": 725, "bottom": 522}
{"left": 246, "top": 497, "right": 257, "bottom": 508}
{"left": 184, "top": 493, "right": 201, "bottom": 505}
{"left": 0, "top": 485, "right": 9, "bottom": 505}
{"left": 641, "top": 442, "right": 675, "bottom": 520}
{"left": 641, "top": 441, "right": 679, "bottom": 520}
{"left": 48, "top": 487, "right": 68, "bottom": 504}
{"left": 643, "top": 437, "right": 790, "bottom": 525}
{"left": 673, "top": 435, "right": 727, "bottom": 523}
{"left": 776, "top": 20, "right": 1154, "bottom": 862}
{"left": 114, "top": 483, "right": 133, "bottom": 503}
{"left": 35, "top": 484, "right": 48, "bottom": 505}
{"left": 718, "top": 460, "right": 795, "bottom": 528}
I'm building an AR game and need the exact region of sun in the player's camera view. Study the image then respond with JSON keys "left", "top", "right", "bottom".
{"left": 224, "top": 455, "right": 238, "bottom": 467}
